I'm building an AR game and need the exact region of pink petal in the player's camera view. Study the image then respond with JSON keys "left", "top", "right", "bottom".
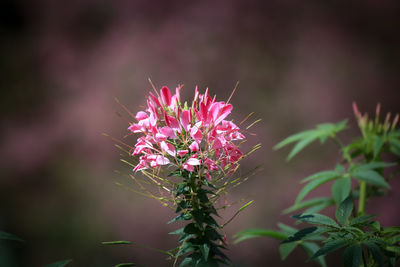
{"left": 136, "top": 111, "right": 148, "bottom": 121}
{"left": 186, "top": 157, "right": 201, "bottom": 166}
{"left": 189, "top": 141, "right": 199, "bottom": 152}
{"left": 128, "top": 124, "right": 143, "bottom": 133}
{"left": 149, "top": 92, "right": 162, "bottom": 108}
{"left": 159, "top": 126, "right": 177, "bottom": 139}
{"left": 160, "top": 141, "right": 176, "bottom": 156}
{"left": 214, "top": 104, "right": 232, "bottom": 125}
{"left": 190, "top": 126, "right": 203, "bottom": 142}
{"left": 208, "top": 102, "right": 222, "bottom": 122}
{"left": 200, "top": 102, "right": 208, "bottom": 123}
{"left": 167, "top": 115, "right": 180, "bottom": 129}
{"left": 180, "top": 110, "right": 191, "bottom": 131}
{"left": 155, "top": 133, "right": 167, "bottom": 142}
{"left": 160, "top": 86, "right": 172, "bottom": 106}
{"left": 156, "top": 155, "right": 170, "bottom": 165}
{"left": 177, "top": 150, "right": 189, "bottom": 157}
{"left": 183, "top": 163, "right": 194, "bottom": 172}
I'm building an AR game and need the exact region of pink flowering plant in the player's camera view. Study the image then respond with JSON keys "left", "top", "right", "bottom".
{"left": 235, "top": 103, "right": 400, "bottom": 267}
{"left": 105, "top": 83, "right": 259, "bottom": 266}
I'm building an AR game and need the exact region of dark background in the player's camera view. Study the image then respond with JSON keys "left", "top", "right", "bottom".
{"left": 1, "top": 1, "right": 400, "bottom": 266}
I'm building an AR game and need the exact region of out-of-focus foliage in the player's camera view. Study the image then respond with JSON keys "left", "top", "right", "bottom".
{"left": 235, "top": 104, "right": 400, "bottom": 266}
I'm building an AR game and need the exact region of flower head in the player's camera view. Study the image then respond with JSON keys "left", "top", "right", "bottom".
{"left": 128, "top": 85, "right": 245, "bottom": 180}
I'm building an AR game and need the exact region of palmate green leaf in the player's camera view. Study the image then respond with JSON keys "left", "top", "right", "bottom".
{"left": 274, "top": 130, "right": 315, "bottom": 150}
{"left": 296, "top": 175, "right": 340, "bottom": 204}
{"left": 364, "top": 241, "right": 384, "bottom": 266}
{"left": 383, "top": 227, "right": 400, "bottom": 234}
{"left": 279, "top": 242, "right": 298, "bottom": 260}
{"left": 277, "top": 223, "right": 298, "bottom": 235}
{"left": 385, "top": 246, "right": 400, "bottom": 255}
{"left": 309, "top": 239, "right": 349, "bottom": 260}
{"left": 301, "top": 242, "right": 327, "bottom": 267}
{"left": 287, "top": 134, "right": 320, "bottom": 160}
{"left": 349, "top": 215, "right": 376, "bottom": 226}
{"left": 233, "top": 229, "right": 287, "bottom": 244}
{"left": 44, "top": 259, "right": 72, "bottom": 267}
{"left": 304, "top": 201, "right": 335, "bottom": 214}
{"left": 275, "top": 120, "right": 348, "bottom": 160}
{"left": 301, "top": 170, "right": 343, "bottom": 183}
{"left": 293, "top": 213, "right": 339, "bottom": 228}
{"left": 332, "top": 177, "right": 351, "bottom": 205}
{"left": 373, "top": 136, "right": 386, "bottom": 158}
{"left": 389, "top": 234, "right": 400, "bottom": 244}
{"left": 351, "top": 162, "right": 396, "bottom": 171}
{"left": 343, "top": 244, "right": 362, "bottom": 267}
{"left": 282, "top": 227, "right": 319, "bottom": 244}
{"left": 351, "top": 170, "right": 390, "bottom": 188}
{"left": 0, "top": 231, "right": 24, "bottom": 242}
{"left": 336, "top": 197, "right": 354, "bottom": 226}
{"left": 284, "top": 197, "right": 333, "bottom": 214}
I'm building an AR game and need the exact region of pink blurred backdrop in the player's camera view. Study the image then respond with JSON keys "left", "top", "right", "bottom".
{"left": 1, "top": 1, "right": 399, "bottom": 266}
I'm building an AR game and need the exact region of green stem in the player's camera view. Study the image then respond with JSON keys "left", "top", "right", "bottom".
{"left": 358, "top": 181, "right": 367, "bottom": 215}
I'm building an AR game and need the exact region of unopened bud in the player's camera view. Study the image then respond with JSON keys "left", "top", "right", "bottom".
{"left": 352, "top": 102, "right": 361, "bottom": 119}
{"left": 392, "top": 113, "right": 399, "bottom": 130}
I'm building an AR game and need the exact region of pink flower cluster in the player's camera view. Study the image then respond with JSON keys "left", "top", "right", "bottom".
{"left": 128, "top": 85, "right": 245, "bottom": 180}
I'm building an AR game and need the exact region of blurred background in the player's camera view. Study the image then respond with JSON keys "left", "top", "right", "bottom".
{"left": 1, "top": 0, "right": 400, "bottom": 266}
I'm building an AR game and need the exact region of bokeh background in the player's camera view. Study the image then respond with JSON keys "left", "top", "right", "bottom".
{"left": 1, "top": 1, "right": 400, "bottom": 266}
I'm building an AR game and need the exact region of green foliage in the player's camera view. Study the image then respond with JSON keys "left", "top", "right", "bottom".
{"left": 0, "top": 231, "right": 24, "bottom": 242}
{"left": 274, "top": 120, "right": 348, "bottom": 160}
{"left": 236, "top": 104, "right": 400, "bottom": 267}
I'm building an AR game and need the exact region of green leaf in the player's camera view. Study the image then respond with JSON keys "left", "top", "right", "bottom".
{"left": 275, "top": 120, "right": 347, "bottom": 160}
{"left": 373, "top": 136, "right": 385, "bottom": 158}
{"left": 284, "top": 197, "right": 333, "bottom": 214}
{"left": 200, "top": 243, "right": 210, "bottom": 261}
{"left": 280, "top": 242, "right": 298, "bottom": 260}
{"left": 385, "top": 246, "right": 400, "bottom": 255}
{"left": 233, "top": 229, "right": 287, "bottom": 244}
{"left": 383, "top": 227, "right": 400, "bottom": 234}
{"left": 274, "top": 130, "right": 315, "bottom": 150}
{"left": 293, "top": 213, "right": 339, "bottom": 228}
{"left": 102, "top": 241, "right": 132, "bottom": 245}
{"left": 349, "top": 215, "right": 376, "bottom": 226}
{"left": 364, "top": 241, "right": 384, "bottom": 266}
{"left": 336, "top": 197, "right": 354, "bottom": 226}
{"left": 177, "top": 241, "right": 196, "bottom": 256}
{"left": 301, "top": 170, "right": 342, "bottom": 183}
{"left": 282, "top": 227, "right": 319, "bottom": 244}
{"left": 343, "top": 244, "right": 362, "bottom": 267}
{"left": 332, "top": 177, "right": 351, "bottom": 205}
{"left": 0, "top": 231, "right": 24, "bottom": 242}
{"left": 169, "top": 227, "right": 184, "bottom": 235}
{"left": 304, "top": 201, "right": 335, "bottom": 214}
{"left": 352, "top": 162, "right": 396, "bottom": 171}
{"left": 296, "top": 175, "right": 340, "bottom": 204}
{"left": 179, "top": 256, "right": 193, "bottom": 267}
{"left": 351, "top": 170, "right": 390, "bottom": 188}
{"left": 184, "top": 223, "right": 199, "bottom": 235}
{"left": 301, "top": 242, "right": 327, "bottom": 267}
{"left": 277, "top": 223, "right": 298, "bottom": 235}
{"left": 309, "top": 239, "right": 349, "bottom": 260}
{"left": 287, "top": 134, "right": 320, "bottom": 160}
{"left": 44, "top": 259, "right": 72, "bottom": 267}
